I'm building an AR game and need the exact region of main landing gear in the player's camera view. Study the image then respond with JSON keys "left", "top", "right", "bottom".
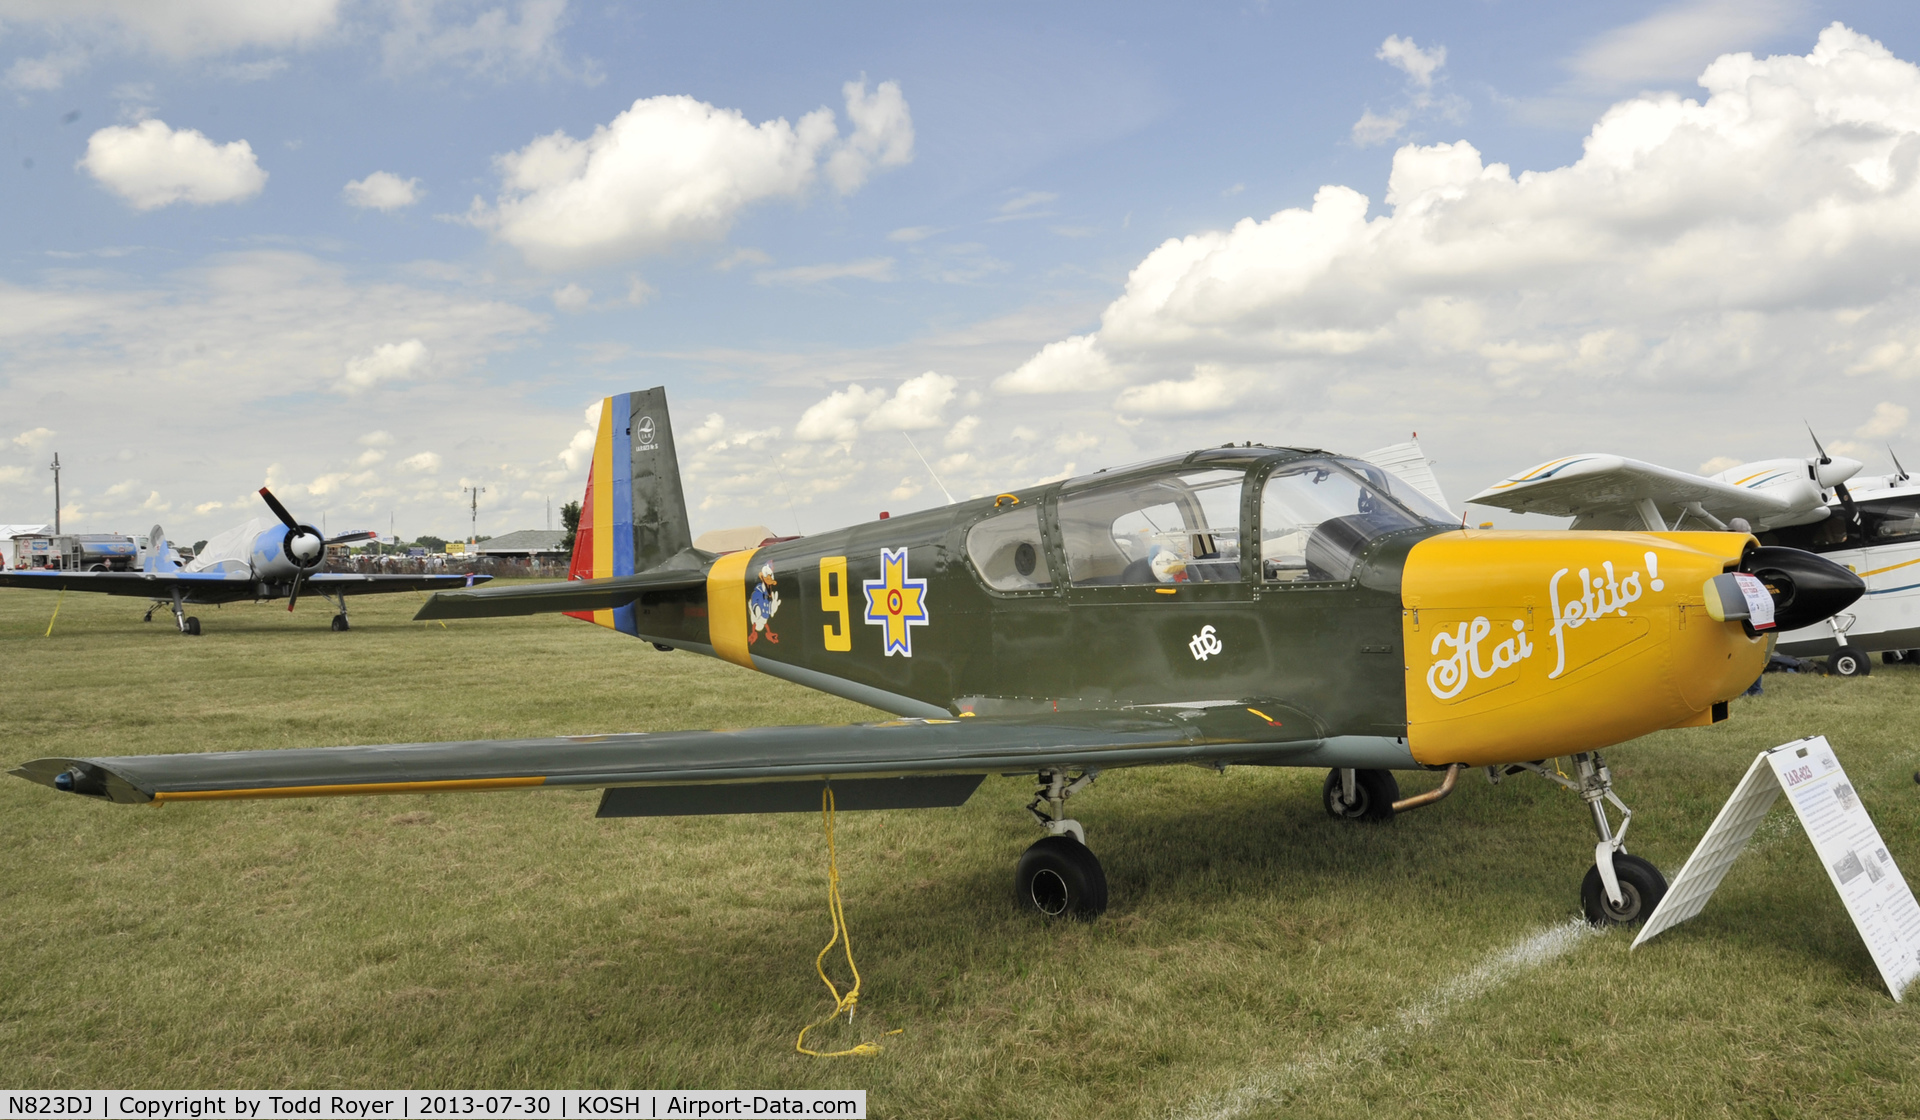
{"left": 1323, "top": 765, "right": 1462, "bottom": 822}
{"left": 326, "top": 591, "right": 351, "bottom": 632}
{"left": 1495, "top": 752, "right": 1669, "bottom": 925}
{"left": 1324, "top": 768, "right": 1399, "bottom": 821}
{"left": 161, "top": 590, "right": 201, "bottom": 636}
{"left": 1015, "top": 768, "right": 1107, "bottom": 919}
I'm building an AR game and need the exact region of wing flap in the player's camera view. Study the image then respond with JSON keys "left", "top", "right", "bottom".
{"left": 11, "top": 705, "right": 1323, "bottom": 806}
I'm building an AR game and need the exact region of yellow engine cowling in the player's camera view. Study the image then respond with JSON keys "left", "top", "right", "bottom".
{"left": 1401, "top": 530, "right": 1767, "bottom": 767}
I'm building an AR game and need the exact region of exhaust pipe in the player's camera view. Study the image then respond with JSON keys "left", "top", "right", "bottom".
{"left": 1393, "top": 763, "right": 1462, "bottom": 813}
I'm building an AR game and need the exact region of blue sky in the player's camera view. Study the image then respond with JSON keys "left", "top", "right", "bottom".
{"left": 3, "top": 1, "right": 1919, "bottom": 541}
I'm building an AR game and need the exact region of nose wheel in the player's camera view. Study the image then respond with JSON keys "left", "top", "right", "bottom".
{"left": 1502, "top": 752, "right": 1669, "bottom": 925}
{"left": 1017, "top": 768, "right": 1107, "bottom": 919}
{"left": 1581, "top": 853, "right": 1665, "bottom": 924}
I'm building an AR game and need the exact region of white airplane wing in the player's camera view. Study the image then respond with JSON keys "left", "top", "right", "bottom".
{"left": 1468, "top": 455, "right": 1794, "bottom": 529}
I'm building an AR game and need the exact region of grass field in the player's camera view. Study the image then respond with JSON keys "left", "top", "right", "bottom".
{"left": 2, "top": 582, "right": 1917, "bottom": 1117}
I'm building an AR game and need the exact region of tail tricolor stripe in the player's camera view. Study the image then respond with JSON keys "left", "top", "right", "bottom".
{"left": 568, "top": 392, "right": 641, "bottom": 635}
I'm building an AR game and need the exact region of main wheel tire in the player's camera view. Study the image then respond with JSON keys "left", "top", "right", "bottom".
{"left": 184, "top": 617, "right": 201, "bottom": 636}
{"left": 1323, "top": 768, "right": 1399, "bottom": 822}
{"left": 1581, "top": 853, "right": 1667, "bottom": 925}
{"left": 330, "top": 615, "right": 349, "bottom": 632}
{"left": 1829, "top": 649, "right": 1871, "bottom": 678}
{"left": 1015, "top": 835, "right": 1108, "bottom": 919}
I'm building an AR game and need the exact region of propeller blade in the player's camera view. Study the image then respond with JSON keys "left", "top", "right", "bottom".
{"left": 324, "top": 529, "right": 378, "bottom": 546}
{"left": 1807, "top": 423, "right": 1831, "bottom": 465}
{"left": 287, "top": 570, "right": 304, "bottom": 613}
{"left": 258, "top": 487, "right": 300, "bottom": 529}
{"left": 1892, "top": 445, "right": 1909, "bottom": 483}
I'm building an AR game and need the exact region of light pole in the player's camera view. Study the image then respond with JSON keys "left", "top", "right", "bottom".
{"left": 49, "top": 452, "right": 60, "bottom": 534}
{"left": 465, "top": 485, "right": 486, "bottom": 547}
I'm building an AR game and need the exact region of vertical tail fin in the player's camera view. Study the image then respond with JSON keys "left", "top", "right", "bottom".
{"left": 565, "top": 387, "right": 693, "bottom": 634}
{"left": 142, "top": 525, "right": 180, "bottom": 574}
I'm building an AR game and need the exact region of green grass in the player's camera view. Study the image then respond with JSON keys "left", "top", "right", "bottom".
{"left": 1, "top": 584, "right": 1917, "bottom": 1117}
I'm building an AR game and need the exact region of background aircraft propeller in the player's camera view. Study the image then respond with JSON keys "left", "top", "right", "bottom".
{"left": 258, "top": 487, "right": 326, "bottom": 612}
{"left": 1806, "top": 426, "right": 1860, "bottom": 519}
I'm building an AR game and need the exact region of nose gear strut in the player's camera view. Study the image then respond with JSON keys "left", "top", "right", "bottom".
{"left": 1504, "top": 751, "right": 1669, "bottom": 924}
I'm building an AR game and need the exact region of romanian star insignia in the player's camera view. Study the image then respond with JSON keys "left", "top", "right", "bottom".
{"left": 862, "top": 546, "right": 930, "bottom": 657}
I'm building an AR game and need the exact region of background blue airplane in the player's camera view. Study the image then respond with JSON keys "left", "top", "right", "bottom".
{"left": 0, "top": 487, "right": 489, "bottom": 634}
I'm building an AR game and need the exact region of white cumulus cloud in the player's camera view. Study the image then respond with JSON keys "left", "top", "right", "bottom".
{"left": 343, "top": 171, "right": 421, "bottom": 211}
{"left": 1377, "top": 35, "right": 1445, "bottom": 88}
{"left": 399, "top": 451, "right": 442, "bottom": 473}
{"left": 1011, "top": 23, "right": 1920, "bottom": 465}
{"left": 824, "top": 79, "right": 915, "bottom": 193}
{"left": 379, "top": 0, "right": 580, "bottom": 80}
{"left": 79, "top": 119, "right": 267, "bottom": 210}
{"left": 1857, "top": 402, "right": 1910, "bottom": 439}
{"left": 1353, "top": 34, "right": 1456, "bottom": 147}
{"left": 1114, "top": 367, "right": 1246, "bottom": 417}
{"left": 339, "top": 338, "right": 430, "bottom": 393}
{"left": 795, "top": 372, "right": 956, "bottom": 445}
{"left": 1, "top": 0, "right": 339, "bottom": 62}
{"left": 995, "top": 334, "right": 1121, "bottom": 394}
{"left": 474, "top": 79, "right": 914, "bottom": 269}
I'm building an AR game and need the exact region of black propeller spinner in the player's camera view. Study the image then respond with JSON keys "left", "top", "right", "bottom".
{"left": 258, "top": 487, "right": 325, "bottom": 612}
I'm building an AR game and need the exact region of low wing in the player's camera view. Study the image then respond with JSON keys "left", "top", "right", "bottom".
{"left": 307, "top": 573, "right": 496, "bottom": 596}
{"left": 0, "top": 570, "right": 245, "bottom": 598}
{"left": 0, "top": 571, "right": 492, "bottom": 599}
{"left": 12, "top": 704, "right": 1325, "bottom": 808}
{"left": 1468, "top": 454, "right": 1791, "bottom": 525}
{"left": 415, "top": 567, "right": 704, "bottom": 619}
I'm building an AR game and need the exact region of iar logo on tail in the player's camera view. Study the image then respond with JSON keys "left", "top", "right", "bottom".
{"left": 863, "top": 547, "right": 930, "bottom": 656}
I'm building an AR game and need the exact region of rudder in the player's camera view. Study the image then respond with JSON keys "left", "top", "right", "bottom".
{"left": 565, "top": 387, "right": 693, "bottom": 634}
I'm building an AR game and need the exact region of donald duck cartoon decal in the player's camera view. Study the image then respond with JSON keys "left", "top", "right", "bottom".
{"left": 748, "top": 561, "right": 780, "bottom": 644}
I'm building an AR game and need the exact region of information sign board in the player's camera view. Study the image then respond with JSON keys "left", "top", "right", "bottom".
{"left": 1633, "top": 736, "right": 1920, "bottom": 1000}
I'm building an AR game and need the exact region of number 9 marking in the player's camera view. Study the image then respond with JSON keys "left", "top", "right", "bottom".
{"left": 821, "top": 556, "right": 851, "bottom": 652}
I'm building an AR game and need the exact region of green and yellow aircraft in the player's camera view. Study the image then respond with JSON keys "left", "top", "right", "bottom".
{"left": 12, "top": 388, "right": 1864, "bottom": 924}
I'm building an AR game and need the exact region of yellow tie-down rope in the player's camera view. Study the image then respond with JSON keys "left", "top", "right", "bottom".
{"left": 795, "top": 785, "right": 899, "bottom": 1058}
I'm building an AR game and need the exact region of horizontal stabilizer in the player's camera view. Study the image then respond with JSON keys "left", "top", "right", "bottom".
{"left": 414, "top": 564, "right": 706, "bottom": 620}
{"left": 11, "top": 703, "right": 1327, "bottom": 806}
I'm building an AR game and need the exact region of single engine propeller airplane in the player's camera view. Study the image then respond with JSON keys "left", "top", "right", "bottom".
{"left": 12, "top": 389, "right": 1864, "bottom": 925}
{"left": 0, "top": 487, "right": 489, "bottom": 634}
{"left": 1469, "top": 431, "right": 1916, "bottom": 678}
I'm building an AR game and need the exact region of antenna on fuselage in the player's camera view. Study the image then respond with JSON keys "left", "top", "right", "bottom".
{"left": 900, "top": 432, "right": 956, "bottom": 505}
